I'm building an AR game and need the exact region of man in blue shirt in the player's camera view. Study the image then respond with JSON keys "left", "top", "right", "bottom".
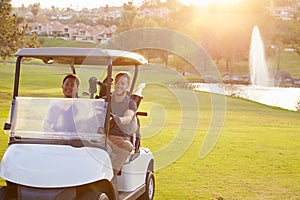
{"left": 44, "top": 74, "right": 80, "bottom": 133}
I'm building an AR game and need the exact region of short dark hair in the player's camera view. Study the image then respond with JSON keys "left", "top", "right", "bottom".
{"left": 115, "top": 71, "right": 131, "bottom": 84}
{"left": 62, "top": 74, "right": 80, "bottom": 87}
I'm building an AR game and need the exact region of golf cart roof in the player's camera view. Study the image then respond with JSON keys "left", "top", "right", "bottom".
{"left": 15, "top": 48, "right": 148, "bottom": 66}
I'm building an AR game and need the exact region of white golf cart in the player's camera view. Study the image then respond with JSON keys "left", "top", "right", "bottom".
{"left": 0, "top": 48, "right": 155, "bottom": 200}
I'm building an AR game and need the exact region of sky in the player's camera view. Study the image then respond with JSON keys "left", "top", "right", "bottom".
{"left": 10, "top": 0, "right": 240, "bottom": 10}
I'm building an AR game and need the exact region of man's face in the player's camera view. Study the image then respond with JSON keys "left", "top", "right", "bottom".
{"left": 114, "top": 76, "right": 130, "bottom": 96}
{"left": 62, "top": 78, "right": 78, "bottom": 98}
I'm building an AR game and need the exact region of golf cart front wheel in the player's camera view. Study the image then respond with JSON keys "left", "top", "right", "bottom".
{"left": 138, "top": 171, "right": 155, "bottom": 200}
{"left": 80, "top": 191, "right": 110, "bottom": 200}
{"left": 0, "top": 187, "right": 9, "bottom": 200}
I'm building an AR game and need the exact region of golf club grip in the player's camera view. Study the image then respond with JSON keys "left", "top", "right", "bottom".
{"left": 136, "top": 112, "right": 147, "bottom": 116}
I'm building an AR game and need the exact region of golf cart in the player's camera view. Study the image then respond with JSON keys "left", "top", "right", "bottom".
{"left": 0, "top": 48, "right": 155, "bottom": 200}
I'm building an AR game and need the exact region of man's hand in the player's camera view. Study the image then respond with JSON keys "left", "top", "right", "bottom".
{"left": 111, "top": 111, "right": 134, "bottom": 125}
{"left": 111, "top": 113, "right": 121, "bottom": 124}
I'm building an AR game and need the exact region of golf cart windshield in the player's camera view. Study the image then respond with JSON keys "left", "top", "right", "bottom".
{"left": 5, "top": 47, "right": 148, "bottom": 146}
{"left": 10, "top": 97, "right": 107, "bottom": 140}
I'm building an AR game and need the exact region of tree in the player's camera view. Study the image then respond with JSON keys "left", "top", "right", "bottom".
{"left": 272, "top": 0, "right": 298, "bottom": 7}
{"left": 26, "top": 33, "right": 41, "bottom": 48}
{"left": 31, "top": 3, "right": 39, "bottom": 18}
{"left": 291, "top": 10, "right": 300, "bottom": 56}
{"left": 168, "top": 54, "right": 193, "bottom": 76}
{"left": 161, "top": 4, "right": 198, "bottom": 40}
{"left": 0, "top": 1, "right": 40, "bottom": 63}
{"left": 117, "top": 4, "right": 137, "bottom": 33}
{"left": 162, "top": 0, "right": 182, "bottom": 12}
{"left": 0, "top": 1, "right": 26, "bottom": 63}
{"left": 104, "top": 4, "right": 109, "bottom": 13}
{"left": 132, "top": 16, "right": 159, "bottom": 28}
{"left": 0, "top": 0, "right": 5, "bottom": 10}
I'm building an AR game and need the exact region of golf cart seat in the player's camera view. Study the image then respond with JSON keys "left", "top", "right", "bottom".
{"left": 86, "top": 76, "right": 146, "bottom": 157}
{"left": 94, "top": 77, "right": 146, "bottom": 152}
{"left": 130, "top": 94, "right": 144, "bottom": 152}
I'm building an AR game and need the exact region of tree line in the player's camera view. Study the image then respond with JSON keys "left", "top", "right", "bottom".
{"left": 114, "top": 0, "right": 300, "bottom": 74}
{"left": 1, "top": 0, "right": 300, "bottom": 74}
{"left": 0, "top": 0, "right": 40, "bottom": 63}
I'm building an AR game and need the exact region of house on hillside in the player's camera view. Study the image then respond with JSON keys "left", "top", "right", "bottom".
{"left": 58, "top": 14, "right": 72, "bottom": 20}
{"left": 27, "top": 22, "right": 53, "bottom": 36}
{"left": 267, "top": 6, "right": 297, "bottom": 20}
{"left": 103, "top": 10, "right": 122, "bottom": 20}
{"left": 84, "top": 25, "right": 105, "bottom": 43}
{"left": 48, "top": 21, "right": 66, "bottom": 37}
{"left": 22, "top": 19, "right": 117, "bottom": 44}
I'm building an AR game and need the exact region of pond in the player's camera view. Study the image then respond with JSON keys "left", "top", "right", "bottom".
{"left": 193, "top": 83, "right": 300, "bottom": 111}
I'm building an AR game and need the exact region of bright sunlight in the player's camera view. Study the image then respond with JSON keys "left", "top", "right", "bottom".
{"left": 11, "top": 0, "right": 243, "bottom": 10}
{"left": 180, "top": 0, "right": 242, "bottom": 6}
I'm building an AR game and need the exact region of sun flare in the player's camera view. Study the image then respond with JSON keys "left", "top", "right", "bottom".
{"left": 216, "top": 0, "right": 242, "bottom": 3}
{"left": 179, "top": 0, "right": 242, "bottom": 7}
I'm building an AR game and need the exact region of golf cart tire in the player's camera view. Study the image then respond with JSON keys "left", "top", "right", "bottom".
{"left": 80, "top": 191, "right": 110, "bottom": 200}
{"left": 0, "top": 185, "right": 16, "bottom": 200}
{"left": 78, "top": 180, "right": 116, "bottom": 200}
{"left": 0, "top": 187, "right": 8, "bottom": 200}
{"left": 138, "top": 171, "right": 155, "bottom": 200}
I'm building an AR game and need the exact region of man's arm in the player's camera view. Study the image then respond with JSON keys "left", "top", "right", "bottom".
{"left": 112, "top": 109, "right": 135, "bottom": 125}
{"left": 111, "top": 96, "right": 137, "bottom": 126}
{"left": 118, "top": 109, "right": 135, "bottom": 125}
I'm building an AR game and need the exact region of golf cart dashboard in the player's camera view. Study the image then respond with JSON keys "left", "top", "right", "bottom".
{"left": 9, "top": 136, "right": 107, "bottom": 149}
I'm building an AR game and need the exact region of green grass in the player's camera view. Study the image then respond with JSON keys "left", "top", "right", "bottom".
{"left": 0, "top": 46, "right": 300, "bottom": 199}
{"left": 142, "top": 92, "right": 300, "bottom": 199}
{"left": 39, "top": 36, "right": 99, "bottom": 48}
{"left": 271, "top": 50, "right": 300, "bottom": 77}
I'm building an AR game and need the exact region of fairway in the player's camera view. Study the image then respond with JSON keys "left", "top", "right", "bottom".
{"left": 0, "top": 62, "right": 300, "bottom": 199}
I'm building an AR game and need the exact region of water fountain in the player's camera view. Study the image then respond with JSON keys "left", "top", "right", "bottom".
{"left": 249, "top": 25, "right": 273, "bottom": 87}
{"left": 193, "top": 26, "right": 300, "bottom": 111}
